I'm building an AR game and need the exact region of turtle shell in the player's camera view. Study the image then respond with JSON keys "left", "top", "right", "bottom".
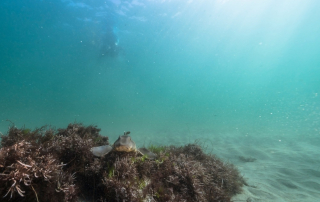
{"left": 113, "top": 135, "right": 137, "bottom": 152}
{"left": 91, "top": 133, "right": 157, "bottom": 159}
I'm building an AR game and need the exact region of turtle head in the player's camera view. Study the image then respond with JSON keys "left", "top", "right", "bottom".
{"left": 124, "top": 131, "right": 131, "bottom": 136}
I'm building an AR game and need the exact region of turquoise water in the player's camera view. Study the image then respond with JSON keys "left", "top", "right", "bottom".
{"left": 1, "top": 0, "right": 320, "bottom": 135}
{"left": 0, "top": 0, "right": 319, "bottom": 138}
{"left": 0, "top": 0, "right": 320, "bottom": 141}
{"left": 1, "top": 0, "right": 320, "bottom": 201}
{"left": 2, "top": 0, "right": 319, "bottom": 140}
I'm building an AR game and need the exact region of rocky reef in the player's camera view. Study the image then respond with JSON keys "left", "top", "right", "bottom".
{"left": 0, "top": 123, "right": 245, "bottom": 202}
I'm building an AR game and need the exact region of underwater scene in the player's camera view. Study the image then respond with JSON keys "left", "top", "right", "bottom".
{"left": 1, "top": 0, "right": 320, "bottom": 201}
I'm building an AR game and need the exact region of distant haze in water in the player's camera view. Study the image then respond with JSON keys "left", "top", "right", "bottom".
{"left": 0, "top": 0, "right": 320, "bottom": 142}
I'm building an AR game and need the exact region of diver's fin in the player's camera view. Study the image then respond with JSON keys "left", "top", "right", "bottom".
{"left": 91, "top": 145, "right": 113, "bottom": 157}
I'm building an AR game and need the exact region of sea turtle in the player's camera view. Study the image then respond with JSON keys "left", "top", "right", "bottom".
{"left": 91, "top": 131, "right": 157, "bottom": 159}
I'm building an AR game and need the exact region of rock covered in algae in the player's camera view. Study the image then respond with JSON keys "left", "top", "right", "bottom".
{"left": 0, "top": 123, "right": 245, "bottom": 202}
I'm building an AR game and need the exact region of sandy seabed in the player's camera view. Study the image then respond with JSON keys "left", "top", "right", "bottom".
{"left": 133, "top": 128, "right": 320, "bottom": 202}
{"left": 228, "top": 138, "right": 320, "bottom": 202}
{"left": 1, "top": 123, "right": 319, "bottom": 202}
{"left": 203, "top": 135, "right": 319, "bottom": 202}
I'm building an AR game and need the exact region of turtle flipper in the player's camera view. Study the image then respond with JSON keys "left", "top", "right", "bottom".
{"left": 91, "top": 145, "right": 113, "bottom": 157}
{"left": 138, "top": 148, "right": 157, "bottom": 160}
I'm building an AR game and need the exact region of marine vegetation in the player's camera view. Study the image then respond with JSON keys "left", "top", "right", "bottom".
{"left": 0, "top": 123, "right": 245, "bottom": 202}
